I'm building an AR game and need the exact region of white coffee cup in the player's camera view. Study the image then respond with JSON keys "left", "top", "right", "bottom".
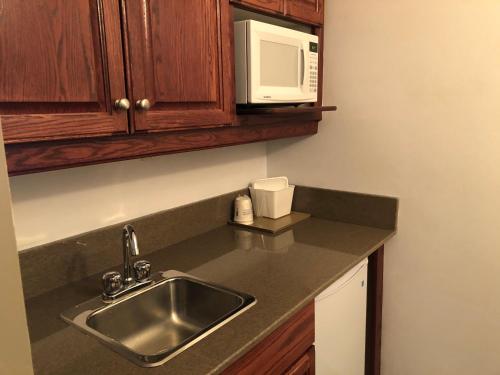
{"left": 234, "top": 195, "right": 254, "bottom": 224}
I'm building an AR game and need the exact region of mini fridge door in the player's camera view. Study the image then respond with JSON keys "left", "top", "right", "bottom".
{"left": 315, "top": 258, "right": 368, "bottom": 375}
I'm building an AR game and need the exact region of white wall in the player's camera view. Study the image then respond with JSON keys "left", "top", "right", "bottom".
{"left": 10, "top": 143, "right": 267, "bottom": 250}
{"left": 268, "top": 1, "right": 500, "bottom": 374}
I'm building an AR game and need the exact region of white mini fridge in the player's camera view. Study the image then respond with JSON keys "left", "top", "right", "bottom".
{"left": 315, "top": 258, "right": 368, "bottom": 375}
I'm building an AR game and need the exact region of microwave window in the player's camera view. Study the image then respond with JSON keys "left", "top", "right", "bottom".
{"left": 260, "top": 40, "right": 298, "bottom": 87}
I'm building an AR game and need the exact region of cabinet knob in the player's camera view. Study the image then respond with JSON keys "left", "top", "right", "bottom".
{"left": 114, "top": 98, "right": 131, "bottom": 111}
{"left": 135, "top": 99, "right": 151, "bottom": 111}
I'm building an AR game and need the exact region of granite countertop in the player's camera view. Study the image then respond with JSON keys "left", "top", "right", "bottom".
{"left": 26, "top": 217, "right": 395, "bottom": 374}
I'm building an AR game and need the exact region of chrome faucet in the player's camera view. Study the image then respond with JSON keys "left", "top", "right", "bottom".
{"left": 122, "top": 224, "right": 140, "bottom": 285}
{"left": 101, "top": 224, "right": 152, "bottom": 302}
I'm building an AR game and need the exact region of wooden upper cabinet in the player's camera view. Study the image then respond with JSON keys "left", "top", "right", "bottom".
{"left": 0, "top": 0, "right": 128, "bottom": 143}
{"left": 123, "top": 0, "right": 234, "bottom": 132}
{"left": 286, "top": 0, "right": 324, "bottom": 25}
{"left": 232, "top": 0, "right": 323, "bottom": 25}
{"left": 233, "top": 0, "right": 284, "bottom": 14}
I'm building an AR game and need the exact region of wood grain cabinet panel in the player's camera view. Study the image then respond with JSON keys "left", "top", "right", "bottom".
{"left": 285, "top": 346, "right": 315, "bottom": 375}
{"left": 232, "top": 0, "right": 284, "bottom": 14}
{"left": 285, "top": 0, "right": 324, "bottom": 25}
{"left": 123, "top": 0, "right": 234, "bottom": 132}
{"left": 223, "top": 302, "right": 315, "bottom": 375}
{"left": 0, "top": 0, "right": 128, "bottom": 143}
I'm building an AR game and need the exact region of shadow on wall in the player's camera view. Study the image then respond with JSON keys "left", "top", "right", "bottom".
{"left": 9, "top": 143, "right": 267, "bottom": 250}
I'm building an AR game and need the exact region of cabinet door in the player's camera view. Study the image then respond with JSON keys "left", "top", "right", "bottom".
{"left": 233, "top": 0, "right": 284, "bottom": 14}
{"left": 223, "top": 303, "right": 314, "bottom": 375}
{"left": 124, "top": 0, "right": 233, "bottom": 132}
{"left": 286, "top": 0, "right": 324, "bottom": 25}
{"left": 285, "top": 346, "right": 315, "bottom": 375}
{"left": 0, "top": 0, "right": 128, "bottom": 143}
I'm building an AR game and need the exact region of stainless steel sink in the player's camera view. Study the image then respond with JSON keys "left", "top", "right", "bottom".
{"left": 61, "top": 270, "right": 256, "bottom": 367}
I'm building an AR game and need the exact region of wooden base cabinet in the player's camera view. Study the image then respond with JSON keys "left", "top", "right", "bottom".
{"left": 223, "top": 302, "right": 315, "bottom": 375}
{"left": 285, "top": 346, "right": 315, "bottom": 375}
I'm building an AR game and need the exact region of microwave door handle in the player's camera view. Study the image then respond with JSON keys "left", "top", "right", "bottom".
{"left": 300, "top": 48, "right": 305, "bottom": 85}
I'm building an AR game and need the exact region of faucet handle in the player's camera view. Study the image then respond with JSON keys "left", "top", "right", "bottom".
{"left": 133, "top": 260, "right": 151, "bottom": 282}
{"left": 102, "top": 271, "right": 123, "bottom": 296}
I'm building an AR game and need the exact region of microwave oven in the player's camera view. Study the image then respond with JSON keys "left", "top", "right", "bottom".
{"left": 234, "top": 20, "right": 319, "bottom": 104}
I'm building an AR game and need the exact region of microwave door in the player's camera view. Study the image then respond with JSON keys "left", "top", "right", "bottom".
{"left": 257, "top": 41, "right": 314, "bottom": 103}
{"left": 249, "top": 28, "right": 305, "bottom": 103}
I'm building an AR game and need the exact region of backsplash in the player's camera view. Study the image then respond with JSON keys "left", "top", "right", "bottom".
{"left": 19, "top": 189, "right": 245, "bottom": 299}
{"left": 19, "top": 186, "right": 398, "bottom": 300}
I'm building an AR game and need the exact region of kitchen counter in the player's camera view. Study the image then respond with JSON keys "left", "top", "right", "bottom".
{"left": 25, "top": 217, "right": 395, "bottom": 374}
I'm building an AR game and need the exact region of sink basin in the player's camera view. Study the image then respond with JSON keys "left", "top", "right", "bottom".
{"left": 61, "top": 270, "right": 256, "bottom": 367}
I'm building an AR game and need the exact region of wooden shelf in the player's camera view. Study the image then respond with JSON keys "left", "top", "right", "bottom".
{"left": 236, "top": 105, "right": 337, "bottom": 115}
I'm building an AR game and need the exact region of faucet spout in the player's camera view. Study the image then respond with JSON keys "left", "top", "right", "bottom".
{"left": 122, "top": 224, "right": 140, "bottom": 285}
{"left": 101, "top": 224, "right": 151, "bottom": 301}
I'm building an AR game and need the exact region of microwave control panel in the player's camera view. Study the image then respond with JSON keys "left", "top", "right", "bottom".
{"left": 309, "top": 42, "right": 319, "bottom": 93}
